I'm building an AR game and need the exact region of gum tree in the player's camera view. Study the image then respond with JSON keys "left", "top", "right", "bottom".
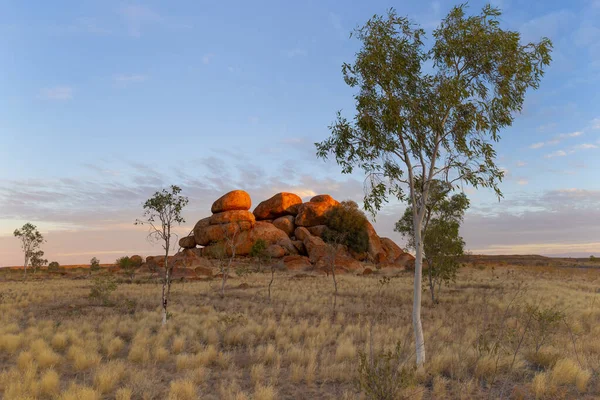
{"left": 14, "top": 223, "right": 45, "bottom": 278}
{"left": 316, "top": 5, "right": 552, "bottom": 366}
{"left": 136, "top": 185, "right": 188, "bottom": 325}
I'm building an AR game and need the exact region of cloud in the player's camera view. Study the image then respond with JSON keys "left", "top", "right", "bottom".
{"left": 113, "top": 74, "right": 147, "bottom": 84}
{"left": 284, "top": 48, "right": 308, "bottom": 58}
{"left": 119, "top": 5, "right": 161, "bottom": 37}
{"left": 202, "top": 53, "right": 215, "bottom": 65}
{"left": 516, "top": 179, "right": 529, "bottom": 185}
{"left": 520, "top": 9, "right": 576, "bottom": 43}
{"left": 529, "top": 131, "right": 583, "bottom": 149}
{"left": 536, "top": 122, "right": 556, "bottom": 132}
{"left": 591, "top": 118, "right": 600, "bottom": 129}
{"left": 515, "top": 161, "right": 527, "bottom": 167}
{"left": 545, "top": 150, "right": 567, "bottom": 158}
{"left": 573, "top": 143, "right": 598, "bottom": 150}
{"left": 463, "top": 189, "right": 600, "bottom": 256}
{"left": 38, "top": 86, "right": 74, "bottom": 100}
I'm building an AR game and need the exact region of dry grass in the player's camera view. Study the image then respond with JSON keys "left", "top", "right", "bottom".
{"left": 0, "top": 264, "right": 598, "bottom": 399}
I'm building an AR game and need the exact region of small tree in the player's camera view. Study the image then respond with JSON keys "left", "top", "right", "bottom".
{"left": 117, "top": 256, "right": 138, "bottom": 283}
{"left": 14, "top": 223, "right": 45, "bottom": 278}
{"left": 213, "top": 222, "right": 244, "bottom": 298}
{"left": 316, "top": 5, "right": 551, "bottom": 366}
{"left": 90, "top": 257, "right": 100, "bottom": 273}
{"left": 30, "top": 251, "right": 48, "bottom": 274}
{"left": 395, "top": 180, "right": 469, "bottom": 304}
{"left": 48, "top": 261, "right": 60, "bottom": 272}
{"left": 250, "top": 239, "right": 274, "bottom": 301}
{"left": 135, "top": 185, "right": 189, "bottom": 326}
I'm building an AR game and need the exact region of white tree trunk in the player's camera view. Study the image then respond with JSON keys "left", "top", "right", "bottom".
{"left": 161, "top": 254, "right": 169, "bottom": 326}
{"left": 413, "top": 220, "right": 426, "bottom": 367}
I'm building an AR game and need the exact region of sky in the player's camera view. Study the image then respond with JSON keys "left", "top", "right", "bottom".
{"left": 1, "top": 0, "right": 599, "bottom": 266}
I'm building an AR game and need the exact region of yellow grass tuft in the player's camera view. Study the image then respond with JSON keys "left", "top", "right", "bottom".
{"left": 254, "top": 384, "right": 277, "bottom": 400}
{"left": 168, "top": 378, "right": 197, "bottom": 400}
{"left": 335, "top": 338, "right": 357, "bottom": 362}
{"left": 60, "top": 383, "right": 101, "bottom": 400}
{"left": 37, "top": 347, "right": 61, "bottom": 369}
{"left": 67, "top": 345, "right": 101, "bottom": 371}
{"left": 250, "top": 363, "right": 265, "bottom": 385}
{"left": 532, "top": 372, "right": 547, "bottom": 399}
{"left": 0, "top": 333, "right": 22, "bottom": 354}
{"left": 550, "top": 359, "right": 580, "bottom": 386}
{"left": 94, "top": 360, "right": 126, "bottom": 393}
{"left": 115, "top": 387, "right": 133, "bottom": 400}
{"left": 105, "top": 337, "right": 124, "bottom": 358}
{"left": 51, "top": 332, "right": 69, "bottom": 351}
{"left": 40, "top": 369, "right": 60, "bottom": 397}
{"left": 171, "top": 335, "right": 186, "bottom": 355}
{"left": 575, "top": 369, "right": 591, "bottom": 393}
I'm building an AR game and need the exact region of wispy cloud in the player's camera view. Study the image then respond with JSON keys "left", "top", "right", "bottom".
{"left": 38, "top": 86, "right": 74, "bottom": 100}
{"left": 545, "top": 150, "right": 567, "bottom": 158}
{"left": 515, "top": 161, "right": 527, "bottom": 167}
{"left": 119, "top": 5, "right": 161, "bottom": 37}
{"left": 529, "top": 131, "right": 582, "bottom": 149}
{"left": 114, "top": 74, "right": 147, "bottom": 84}
{"left": 591, "top": 118, "right": 600, "bottom": 129}
{"left": 573, "top": 143, "right": 598, "bottom": 150}
{"left": 517, "top": 179, "right": 529, "bottom": 185}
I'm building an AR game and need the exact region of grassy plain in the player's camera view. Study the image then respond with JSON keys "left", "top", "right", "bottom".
{"left": 0, "top": 262, "right": 598, "bottom": 399}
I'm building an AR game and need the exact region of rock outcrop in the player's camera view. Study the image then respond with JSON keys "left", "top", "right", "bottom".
{"left": 156, "top": 190, "right": 415, "bottom": 276}
{"left": 211, "top": 190, "right": 252, "bottom": 214}
{"left": 253, "top": 192, "right": 302, "bottom": 220}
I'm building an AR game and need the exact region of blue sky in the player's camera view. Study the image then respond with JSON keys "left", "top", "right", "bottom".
{"left": 1, "top": 0, "right": 599, "bottom": 265}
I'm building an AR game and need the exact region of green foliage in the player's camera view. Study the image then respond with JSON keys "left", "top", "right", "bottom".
{"left": 29, "top": 250, "right": 48, "bottom": 272}
{"left": 135, "top": 185, "right": 189, "bottom": 261}
{"left": 590, "top": 255, "right": 598, "bottom": 262}
{"left": 356, "top": 341, "right": 415, "bottom": 400}
{"left": 90, "top": 257, "right": 100, "bottom": 272}
{"left": 322, "top": 200, "right": 370, "bottom": 254}
{"left": 117, "top": 256, "right": 137, "bottom": 281}
{"left": 250, "top": 239, "right": 268, "bottom": 259}
{"left": 48, "top": 261, "right": 60, "bottom": 272}
{"left": 395, "top": 180, "right": 469, "bottom": 302}
{"left": 526, "top": 305, "right": 565, "bottom": 354}
{"left": 316, "top": 5, "right": 552, "bottom": 215}
{"left": 89, "top": 276, "right": 118, "bottom": 305}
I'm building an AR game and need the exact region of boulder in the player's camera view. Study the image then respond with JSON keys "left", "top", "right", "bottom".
{"left": 283, "top": 255, "right": 312, "bottom": 271}
{"left": 194, "top": 266, "right": 213, "bottom": 277}
{"left": 194, "top": 217, "right": 211, "bottom": 231}
{"left": 130, "top": 255, "right": 143, "bottom": 266}
{"left": 211, "top": 190, "right": 251, "bottom": 214}
{"left": 266, "top": 244, "right": 286, "bottom": 258}
{"left": 210, "top": 210, "right": 256, "bottom": 226}
{"left": 362, "top": 268, "right": 373, "bottom": 276}
{"left": 307, "top": 225, "right": 330, "bottom": 238}
{"left": 194, "top": 221, "right": 253, "bottom": 246}
{"left": 395, "top": 253, "right": 416, "bottom": 269}
{"left": 380, "top": 237, "right": 405, "bottom": 262}
{"left": 294, "top": 227, "right": 310, "bottom": 241}
{"left": 272, "top": 215, "right": 295, "bottom": 236}
{"left": 310, "top": 194, "right": 340, "bottom": 207}
{"left": 292, "top": 240, "right": 306, "bottom": 255}
{"left": 253, "top": 192, "right": 303, "bottom": 220}
{"left": 172, "top": 248, "right": 214, "bottom": 269}
{"left": 303, "top": 235, "right": 330, "bottom": 264}
{"left": 179, "top": 236, "right": 197, "bottom": 249}
{"left": 365, "top": 221, "right": 386, "bottom": 263}
{"left": 295, "top": 201, "right": 337, "bottom": 227}
{"left": 202, "top": 221, "right": 297, "bottom": 257}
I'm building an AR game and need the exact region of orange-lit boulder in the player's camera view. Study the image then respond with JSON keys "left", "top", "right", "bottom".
{"left": 211, "top": 190, "right": 251, "bottom": 213}
{"left": 179, "top": 236, "right": 197, "bottom": 249}
{"left": 194, "top": 221, "right": 253, "bottom": 246}
{"left": 210, "top": 210, "right": 256, "bottom": 226}
{"left": 295, "top": 201, "right": 336, "bottom": 227}
{"left": 253, "top": 192, "right": 303, "bottom": 220}
{"left": 380, "top": 237, "right": 404, "bottom": 262}
{"left": 283, "top": 255, "right": 312, "bottom": 271}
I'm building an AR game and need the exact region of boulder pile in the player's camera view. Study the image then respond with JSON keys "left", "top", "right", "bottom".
{"left": 169, "top": 190, "right": 415, "bottom": 275}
